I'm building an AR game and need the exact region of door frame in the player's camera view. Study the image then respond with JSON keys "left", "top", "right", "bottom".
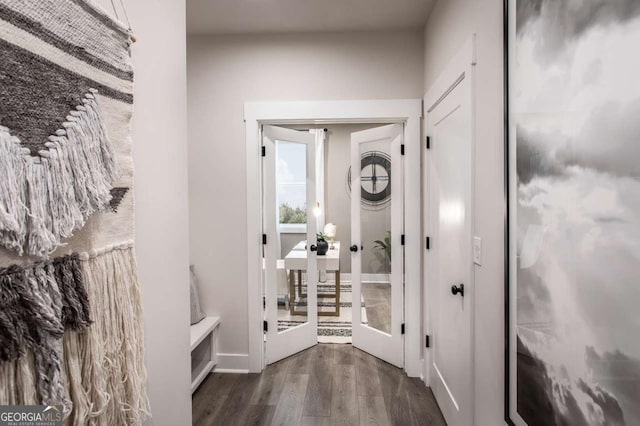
{"left": 422, "top": 35, "right": 477, "bottom": 407}
{"left": 245, "top": 99, "right": 422, "bottom": 375}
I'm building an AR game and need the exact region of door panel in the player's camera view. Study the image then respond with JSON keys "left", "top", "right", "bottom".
{"left": 351, "top": 123, "right": 404, "bottom": 368}
{"left": 263, "top": 125, "right": 317, "bottom": 364}
{"left": 425, "top": 47, "right": 474, "bottom": 426}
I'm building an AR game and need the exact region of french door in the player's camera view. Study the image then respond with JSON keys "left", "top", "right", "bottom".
{"left": 262, "top": 125, "right": 318, "bottom": 364}
{"left": 350, "top": 123, "right": 404, "bottom": 368}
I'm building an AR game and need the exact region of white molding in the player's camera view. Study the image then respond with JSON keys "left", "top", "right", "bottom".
{"left": 245, "top": 99, "right": 422, "bottom": 376}
{"left": 214, "top": 353, "right": 250, "bottom": 373}
{"left": 279, "top": 223, "right": 307, "bottom": 234}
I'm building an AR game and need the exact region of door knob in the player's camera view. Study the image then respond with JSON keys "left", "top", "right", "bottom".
{"left": 451, "top": 284, "right": 464, "bottom": 297}
{"left": 350, "top": 244, "right": 358, "bottom": 252}
{"left": 310, "top": 245, "right": 318, "bottom": 252}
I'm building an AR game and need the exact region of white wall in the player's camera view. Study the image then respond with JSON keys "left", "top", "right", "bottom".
{"left": 423, "top": 1, "right": 505, "bottom": 425}
{"left": 187, "top": 31, "right": 424, "bottom": 367}
{"left": 94, "top": 1, "right": 191, "bottom": 424}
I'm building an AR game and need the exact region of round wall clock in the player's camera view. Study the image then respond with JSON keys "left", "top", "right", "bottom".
{"left": 347, "top": 151, "right": 392, "bottom": 208}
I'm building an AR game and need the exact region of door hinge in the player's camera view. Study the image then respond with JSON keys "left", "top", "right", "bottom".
{"left": 426, "top": 136, "right": 431, "bottom": 150}
{"left": 401, "top": 144, "right": 405, "bottom": 155}
{"left": 425, "top": 335, "right": 430, "bottom": 348}
{"left": 261, "top": 146, "right": 266, "bottom": 157}
{"left": 263, "top": 320, "right": 268, "bottom": 332}
{"left": 262, "top": 234, "right": 267, "bottom": 245}
{"left": 401, "top": 323, "right": 406, "bottom": 335}
{"left": 426, "top": 236, "right": 430, "bottom": 250}
{"left": 401, "top": 234, "right": 405, "bottom": 246}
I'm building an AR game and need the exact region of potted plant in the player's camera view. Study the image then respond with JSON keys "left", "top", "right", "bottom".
{"left": 316, "top": 232, "right": 329, "bottom": 255}
{"left": 373, "top": 231, "right": 391, "bottom": 270}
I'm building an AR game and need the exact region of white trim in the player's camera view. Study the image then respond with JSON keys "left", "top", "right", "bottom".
{"left": 245, "top": 99, "right": 422, "bottom": 376}
{"left": 214, "top": 353, "right": 250, "bottom": 373}
{"left": 279, "top": 223, "right": 307, "bottom": 234}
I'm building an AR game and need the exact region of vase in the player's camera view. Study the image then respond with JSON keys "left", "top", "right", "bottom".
{"left": 316, "top": 240, "right": 329, "bottom": 255}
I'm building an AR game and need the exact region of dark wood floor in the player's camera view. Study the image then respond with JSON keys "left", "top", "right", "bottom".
{"left": 192, "top": 344, "right": 446, "bottom": 426}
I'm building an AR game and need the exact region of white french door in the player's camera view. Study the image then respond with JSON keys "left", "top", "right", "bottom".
{"left": 263, "top": 125, "right": 318, "bottom": 364}
{"left": 350, "top": 123, "right": 404, "bottom": 368}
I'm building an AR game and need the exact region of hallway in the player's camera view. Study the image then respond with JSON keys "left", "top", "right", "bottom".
{"left": 192, "top": 344, "right": 446, "bottom": 425}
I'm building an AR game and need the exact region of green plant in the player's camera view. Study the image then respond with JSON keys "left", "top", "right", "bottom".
{"left": 373, "top": 231, "right": 392, "bottom": 260}
{"left": 317, "top": 232, "right": 327, "bottom": 241}
{"left": 279, "top": 203, "right": 306, "bottom": 224}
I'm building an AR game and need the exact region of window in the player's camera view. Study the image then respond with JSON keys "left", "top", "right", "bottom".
{"left": 276, "top": 141, "right": 307, "bottom": 232}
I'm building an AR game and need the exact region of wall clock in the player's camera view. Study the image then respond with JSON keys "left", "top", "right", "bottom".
{"left": 347, "top": 151, "right": 391, "bottom": 209}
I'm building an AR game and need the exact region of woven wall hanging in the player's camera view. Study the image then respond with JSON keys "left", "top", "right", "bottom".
{"left": 0, "top": 1, "right": 149, "bottom": 424}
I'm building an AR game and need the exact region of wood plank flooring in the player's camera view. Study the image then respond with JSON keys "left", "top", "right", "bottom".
{"left": 193, "top": 344, "right": 446, "bottom": 426}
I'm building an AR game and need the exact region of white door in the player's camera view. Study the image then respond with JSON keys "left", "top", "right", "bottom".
{"left": 424, "top": 38, "right": 475, "bottom": 426}
{"left": 350, "top": 123, "right": 404, "bottom": 368}
{"left": 263, "top": 125, "right": 318, "bottom": 364}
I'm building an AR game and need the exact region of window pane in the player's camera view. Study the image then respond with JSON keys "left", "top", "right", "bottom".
{"left": 276, "top": 141, "right": 307, "bottom": 224}
{"left": 275, "top": 140, "right": 309, "bottom": 331}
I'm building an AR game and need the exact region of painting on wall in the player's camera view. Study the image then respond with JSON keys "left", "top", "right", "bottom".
{"left": 506, "top": 0, "right": 640, "bottom": 425}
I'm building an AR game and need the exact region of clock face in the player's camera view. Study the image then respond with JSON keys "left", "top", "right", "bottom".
{"left": 347, "top": 151, "right": 392, "bottom": 208}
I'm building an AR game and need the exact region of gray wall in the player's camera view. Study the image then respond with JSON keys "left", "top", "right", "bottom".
{"left": 280, "top": 232, "right": 304, "bottom": 258}
{"left": 424, "top": 0, "right": 505, "bottom": 424}
{"left": 95, "top": 0, "right": 192, "bottom": 424}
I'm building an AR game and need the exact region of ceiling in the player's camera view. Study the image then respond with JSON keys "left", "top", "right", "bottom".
{"left": 187, "top": 0, "right": 436, "bottom": 35}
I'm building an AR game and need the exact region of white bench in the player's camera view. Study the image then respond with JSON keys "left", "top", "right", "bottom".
{"left": 190, "top": 316, "right": 220, "bottom": 393}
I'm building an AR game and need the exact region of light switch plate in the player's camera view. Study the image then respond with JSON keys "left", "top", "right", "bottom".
{"left": 473, "top": 236, "right": 482, "bottom": 266}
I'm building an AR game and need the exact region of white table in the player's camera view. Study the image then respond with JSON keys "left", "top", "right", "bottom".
{"left": 284, "top": 241, "right": 341, "bottom": 316}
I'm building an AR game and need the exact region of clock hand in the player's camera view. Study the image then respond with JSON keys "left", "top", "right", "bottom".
{"left": 371, "top": 154, "right": 377, "bottom": 193}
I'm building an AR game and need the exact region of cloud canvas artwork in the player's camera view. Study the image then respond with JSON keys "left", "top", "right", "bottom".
{"left": 509, "top": 0, "right": 640, "bottom": 425}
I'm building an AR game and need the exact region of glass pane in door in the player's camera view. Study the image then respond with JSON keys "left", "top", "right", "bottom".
{"left": 358, "top": 141, "right": 392, "bottom": 334}
{"left": 275, "top": 140, "right": 309, "bottom": 332}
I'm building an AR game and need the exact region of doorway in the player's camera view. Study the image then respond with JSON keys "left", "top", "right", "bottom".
{"left": 245, "top": 100, "right": 422, "bottom": 376}
{"left": 262, "top": 123, "right": 405, "bottom": 368}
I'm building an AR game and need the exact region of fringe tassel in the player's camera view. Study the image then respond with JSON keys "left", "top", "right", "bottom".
{"left": 0, "top": 255, "right": 90, "bottom": 410}
{"left": 0, "top": 244, "right": 149, "bottom": 425}
{"left": 74, "top": 244, "right": 150, "bottom": 425}
{"left": 0, "top": 91, "right": 119, "bottom": 257}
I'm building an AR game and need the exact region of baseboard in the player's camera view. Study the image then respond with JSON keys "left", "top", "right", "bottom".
{"left": 213, "top": 353, "right": 249, "bottom": 374}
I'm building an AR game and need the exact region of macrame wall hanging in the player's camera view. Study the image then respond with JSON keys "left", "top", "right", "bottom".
{"left": 0, "top": 1, "right": 149, "bottom": 424}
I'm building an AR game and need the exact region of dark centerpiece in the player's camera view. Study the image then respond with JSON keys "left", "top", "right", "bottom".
{"left": 316, "top": 232, "right": 329, "bottom": 256}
